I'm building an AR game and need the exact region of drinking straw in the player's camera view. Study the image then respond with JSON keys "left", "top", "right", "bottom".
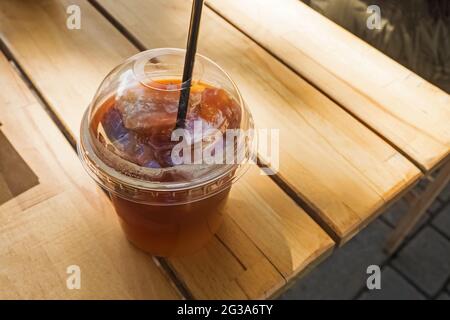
{"left": 176, "top": 0, "right": 204, "bottom": 129}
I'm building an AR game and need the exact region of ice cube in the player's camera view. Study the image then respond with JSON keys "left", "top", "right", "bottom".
{"left": 116, "top": 87, "right": 178, "bottom": 133}
{"left": 101, "top": 107, "right": 128, "bottom": 141}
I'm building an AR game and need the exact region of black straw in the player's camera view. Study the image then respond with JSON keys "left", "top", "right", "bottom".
{"left": 176, "top": 0, "right": 204, "bottom": 129}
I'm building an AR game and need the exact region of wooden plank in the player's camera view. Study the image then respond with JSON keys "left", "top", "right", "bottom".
{"left": 0, "top": 0, "right": 335, "bottom": 299}
{"left": 206, "top": 0, "right": 450, "bottom": 172}
{"left": 92, "top": 0, "right": 421, "bottom": 241}
{"left": 0, "top": 54, "right": 180, "bottom": 299}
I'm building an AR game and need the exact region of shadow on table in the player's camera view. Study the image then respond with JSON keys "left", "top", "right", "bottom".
{"left": 0, "top": 128, "right": 39, "bottom": 205}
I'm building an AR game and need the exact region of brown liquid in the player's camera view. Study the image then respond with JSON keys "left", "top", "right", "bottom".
{"left": 111, "top": 187, "right": 229, "bottom": 256}
{"left": 91, "top": 80, "right": 241, "bottom": 256}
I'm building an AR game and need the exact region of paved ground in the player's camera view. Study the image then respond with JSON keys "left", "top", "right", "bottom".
{"left": 280, "top": 182, "right": 450, "bottom": 300}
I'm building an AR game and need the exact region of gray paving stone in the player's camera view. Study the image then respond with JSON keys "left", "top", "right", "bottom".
{"left": 381, "top": 199, "right": 409, "bottom": 226}
{"left": 438, "top": 182, "right": 450, "bottom": 203}
{"left": 280, "top": 219, "right": 391, "bottom": 300}
{"left": 432, "top": 204, "right": 450, "bottom": 238}
{"left": 358, "top": 267, "right": 425, "bottom": 300}
{"left": 437, "top": 292, "right": 450, "bottom": 300}
{"left": 392, "top": 227, "right": 450, "bottom": 296}
{"left": 381, "top": 199, "right": 430, "bottom": 235}
{"left": 428, "top": 200, "right": 444, "bottom": 216}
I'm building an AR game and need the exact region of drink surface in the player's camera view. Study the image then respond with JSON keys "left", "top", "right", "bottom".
{"left": 90, "top": 80, "right": 242, "bottom": 182}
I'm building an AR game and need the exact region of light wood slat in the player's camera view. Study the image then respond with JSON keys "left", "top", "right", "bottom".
{"left": 0, "top": 0, "right": 334, "bottom": 299}
{"left": 93, "top": 0, "right": 421, "bottom": 241}
{"left": 206, "top": 0, "right": 450, "bottom": 172}
{"left": 0, "top": 54, "right": 180, "bottom": 299}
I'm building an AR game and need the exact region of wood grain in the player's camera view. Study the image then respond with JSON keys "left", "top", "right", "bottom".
{"left": 0, "top": 53, "right": 180, "bottom": 299}
{"left": 93, "top": 0, "right": 421, "bottom": 241}
{"left": 0, "top": 0, "right": 334, "bottom": 299}
{"left": 206, "top": 0, "right": 450, "bottom": 172}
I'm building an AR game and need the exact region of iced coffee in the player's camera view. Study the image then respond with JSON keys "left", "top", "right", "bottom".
{"left": 78, "top": 49, "right": 253, "bottom": 256}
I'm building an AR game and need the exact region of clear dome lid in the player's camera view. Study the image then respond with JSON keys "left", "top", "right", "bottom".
{"left": 78, "top": 48, "right": 254, "bottom": 205}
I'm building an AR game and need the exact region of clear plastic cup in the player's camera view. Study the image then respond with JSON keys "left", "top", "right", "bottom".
{"left": 78, "top": 48, "right": 254, "bottom": 257}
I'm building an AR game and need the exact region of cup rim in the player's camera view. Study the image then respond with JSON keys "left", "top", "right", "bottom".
{"left": 132, "top": 48, "right": 205, "bottom": 92}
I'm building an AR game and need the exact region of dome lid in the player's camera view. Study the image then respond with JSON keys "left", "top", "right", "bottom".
{"left": 78, "top": 49, "right": 254, "bottom": 204}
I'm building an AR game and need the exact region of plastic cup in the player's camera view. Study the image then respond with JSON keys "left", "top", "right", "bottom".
{"left": 78, "top": 48, "right": 254, "bottom": 257}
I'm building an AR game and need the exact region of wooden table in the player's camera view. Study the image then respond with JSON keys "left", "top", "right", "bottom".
{"left": 0, "top": 0, "right": 448, "bottom": 299}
